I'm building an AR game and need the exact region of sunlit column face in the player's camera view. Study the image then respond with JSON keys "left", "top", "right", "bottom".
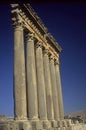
{"left": 13, "top": 22, "right": 27, "bottom": 120}
{"left": 55, "top": 59, "right": 64, "bottom": 119}
{"left": 25, "top": 32, "right": 38, "bottom": 119}
{"left": 43, "top": 49, "right": 54, "bottom": 120}
{"left": 35, "top": 42, "right": 47, "bottom": 120}
{"left": 49, "top": 55, "right": 60, "bottom": 120}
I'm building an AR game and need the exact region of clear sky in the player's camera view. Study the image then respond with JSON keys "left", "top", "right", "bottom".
{"left": 0, "top": 3, "right": 86, "bottom": 117}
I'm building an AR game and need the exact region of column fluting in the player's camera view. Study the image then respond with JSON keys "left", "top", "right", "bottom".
{"left": 26, "top": 33, "right": 38, "bottom": 120}
{"left": 43, "top": 49, "right": 54, "bottom": 120}
{"left": 55, "top": 59, "right": 64, "bottom": 120}
{"left": 13, "top": 23, "right": 27, "bottom": 120}
{"left": 35, "top": 42, "right": 47, "bottom": 120}
{"left": 49, "top": 55, "right": 60, "bottom": 120}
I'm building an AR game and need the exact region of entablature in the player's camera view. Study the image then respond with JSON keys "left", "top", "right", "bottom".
{"left": 11, "top": 4, "right": 61, "bottom": 60}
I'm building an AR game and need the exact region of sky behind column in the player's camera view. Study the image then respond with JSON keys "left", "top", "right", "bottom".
{"left": 0, "top": 3, "right": 86, "bottom": 116}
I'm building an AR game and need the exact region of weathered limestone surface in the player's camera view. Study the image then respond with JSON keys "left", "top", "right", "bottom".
{"left": 35, "top": 42, "right": 47, "bottom": 120}
{"left": 13, "top": 23, "right": 27, "bottom": 120}
{"left": 43, "top": 49, "right": 54, "bottom": 120}
{"left": 0, "top": 119, "right": 31, "bottom": 130}
{"left": 55, "top": 60, "right": 64, "bottom": 120}
{"left": 26, "top": 33, "right": 38, "bottom": 120}
{"left": 1, "top": 118, "right": 86, "bottom": 130}
{"left": 49, "top": 55, "right": 60, "bottom": 120}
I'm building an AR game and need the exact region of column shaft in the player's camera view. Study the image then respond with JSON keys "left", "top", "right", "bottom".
{"left": 13, "top": 24, "right": 27, "bottom": 120}
{"left": 43, "top": 49, "right": 54, "bottom": 120}
{"left": 35, "top": 43, "right": 47, "bottom": 120}
{"left": 55, "top": 60, "right": 64, "bottom": 119}
{"left": 26, "top": 33, "right": 38, "bottom": 119}
{"left": 49, "top": 55, "right": 60, "bottom": 120}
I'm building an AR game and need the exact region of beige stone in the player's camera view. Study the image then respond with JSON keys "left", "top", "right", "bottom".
{"left": 49, "top": 55, "right": 60, "bottom": 120}
{"left": 26, "top": 33, "right": 38, "bottom": 120}
{"left": 13, "top": 24, "right": 27, "bottom": 120}
{"left": 55, "top": 60, "right": 64, "bottom": 119}
{"left": 35, "top": 42, "right": 47, "bottom": 120}
{"left": 43, "top": 49, "right": 54, "bottom": 120}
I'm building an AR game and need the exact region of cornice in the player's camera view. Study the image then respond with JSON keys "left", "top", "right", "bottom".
{"left": 24, "top": 4, "right": 48, "bottom": 33}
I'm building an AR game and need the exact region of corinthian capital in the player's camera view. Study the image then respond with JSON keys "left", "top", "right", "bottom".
{"left": 35, "top": 41, "right": 43, "bottom": 49}
{"left": 49, "top": 54, "right": 54, "bottom": 61}
{"left": 54, "top": 59, "right": 59, "bottom": 65}
{"left": 12, "top": 13, "right": 23, "bottom": 29}
{"left": 26, "top": 33, "right": 35, "bottom": 42}
{"left": 43, "top": 48, "right": 49, "bottom": 56}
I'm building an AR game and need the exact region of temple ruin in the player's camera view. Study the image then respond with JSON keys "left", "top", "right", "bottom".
{"left": 0, "top": 3, "right": 86, "bottom": 130}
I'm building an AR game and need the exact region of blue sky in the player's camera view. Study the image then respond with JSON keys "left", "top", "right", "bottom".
{"left": 0, "top": 3, "right": 86, "bottom": 116}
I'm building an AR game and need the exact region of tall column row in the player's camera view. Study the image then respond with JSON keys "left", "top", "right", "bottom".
{"left": 13, "top": 24, "right": 64, "bottom": 121}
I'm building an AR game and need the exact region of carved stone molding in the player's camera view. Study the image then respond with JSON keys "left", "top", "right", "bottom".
{"left": 43, "top": 48, "right": 49, "bottom": 56}
{"left": 25, "top": 32, "right": 35, "bottom": 42}
{"left": 12, "top": 13, "right": 24, "bottom": 30}
{"left": 35, "top": 41, "right": 43, "bottom": 49}
{"left": 11, "top": 4, "right": 62, "bottom": 57}
{"left": 49, "top": 55, "right": 54, "bottom": 61}
{"left": 54, "top": 59, "right": 59, "bottom": 65}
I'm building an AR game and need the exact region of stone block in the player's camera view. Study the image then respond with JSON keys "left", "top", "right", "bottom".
{"left": 42, "top": 120, "right": 51, "bottom": 129}
{"left": 66, "top": 119, "right": 72, "bottom": 127}
{"left": 57, "top": 120, "right": 62, "bottom": 127}
{"left": 49, "top": 128, "right": 57, "bottom": 130}
{"left": 0, "top": 125, "right": 7, "bottom": 130}
{"left": 62, "top": 120, "right": 67, "bottom": 127}
{"left": 0, "top": 122, "right": 9, "bottom": 130}
{"left": 31, "top": 120, "right": 43, "bottom": 130}
{"left": 74, "top": 120, "right": 79, "bottom": 124}
{"left": 57, "top": 128, "right": 60, "bottom": 130}
{"left": 18, "top": 121, "right": 31, "bottom": 130}
{"left": 9, "top": 122, "right": 17, "bottom": 130}
{"left": 51, "top": 120, "right": 57, "bottom": 128}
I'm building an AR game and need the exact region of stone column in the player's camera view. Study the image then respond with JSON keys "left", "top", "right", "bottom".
{"left": 35, "top": 42, "right": 47, "bottom": 120}
{"left": 13, "top": 22, "right": 27, "bottom": 120}
{"left": 55, "top": 59, "right": 64, "bottom": 119}
{"left": 26, "top": 33, "right": 38, "bottom": 120}
{"left": 49, "top": 55, "right": 60, "bottom": 120}
{"left": 43, "top": 49, "right": 54, "bottom": 120}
